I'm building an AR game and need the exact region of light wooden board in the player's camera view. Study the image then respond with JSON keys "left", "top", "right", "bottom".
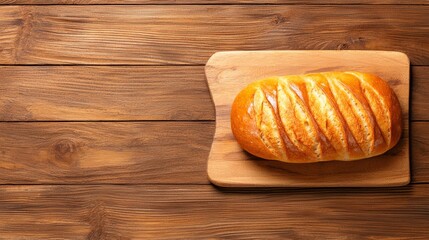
{"left": 206, "top": 50, "right": 410, "bottom": 187}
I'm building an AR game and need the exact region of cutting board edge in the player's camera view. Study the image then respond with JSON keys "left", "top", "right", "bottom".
{"left": 206, "top": 50, "right": 410, "bottom": 69}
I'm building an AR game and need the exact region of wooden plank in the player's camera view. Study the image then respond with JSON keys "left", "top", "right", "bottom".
{"left": 0, "top": 121, "right": 428, "bottom": 184}
{"left": 411, "top": 67, "right": 429, "bottom": 121}
{"left": 0, "top": 66, "right": 214, "bottom": 121}
{"left": 0, "top": 0, "right": 427, "bottom": 4}
{"left": 0, "top": 122, "right": 214, "bottom": 184}
{"left": 0, "top": 65, "right": 427, "bottom": 122}
{"left": 0, "top": 185, "right": 428, "bottom": 239}
{"left": 411, "top": 122, "right": 429, "bottom": 183}
{"left": 0, "top": 6, "right": 427, "bottom": 65}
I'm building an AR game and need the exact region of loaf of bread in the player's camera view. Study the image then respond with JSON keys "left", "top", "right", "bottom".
{"left": 231, "top": 71, "right": 402, "bottom": 163}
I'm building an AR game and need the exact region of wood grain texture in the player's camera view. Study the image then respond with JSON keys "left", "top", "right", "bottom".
{"left": 0, "top": 66, "right": 214, "bottom": 120}
{"left": 0, "top": 185, "right": 428, "bottom": 239}
{"left": 3, "top": 121, "right": 429, "bottom": 184}
{"left": 0, "top": 122, "right": 214, "bottom": 184}
{"left": 206, "top": 51, "right": 410, "bottom": 187}
{"left": 0, "top": 66, "right": 428, "bottom": 121}
{"left": 411, "top": 122, "right": 429, "bottom": 183}
{"left": 411, "top": 67, "right": 429, "bottom": 121}
{"left": 0, "top": 6, "right": 427, "bottom": 65}
{"left": 3, "top": 66, "right": 429, "bottom": 184}
{"left": 0, "top": 0, "right": 427, "bottom": 4}
{"left": 0, "top": 2, "right": 425, "bottom": 239}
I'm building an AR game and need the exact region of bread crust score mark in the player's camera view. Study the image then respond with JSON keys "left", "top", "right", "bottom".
{"left": 230, "top": 71, "right": 402, "bottom": 163}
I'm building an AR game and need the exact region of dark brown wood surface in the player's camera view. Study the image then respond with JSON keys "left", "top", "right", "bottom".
{"left": 2, "top": 65, "right": 428, "bottom": 121}
{"left": 0, "top": 121, "right": 428, "bottom": 184}
{"left": 0, "top": 6, "right": 427, "bottom": 65}
{"left": 0, "top": 185, "right": 428, "bottom": 239}
{"left": 0, "top": 1, "right": 427, "bottom": 239}
{"left": 0, "top": 66, "right": 214, "bottom": 120}
{"left": 0, "top": 122, "right": 214, "bottom": 184}
{"left": 411, "top": 67, "right": 429, "bottom": 120}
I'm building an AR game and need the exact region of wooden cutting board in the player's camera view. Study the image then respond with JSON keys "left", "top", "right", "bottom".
{"left": 205, "top": 50, "right": 410, "bottom": 187}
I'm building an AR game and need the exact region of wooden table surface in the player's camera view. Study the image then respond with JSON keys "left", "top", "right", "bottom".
{"left": 0, "top": 1, "right": 428, "bottom": 239}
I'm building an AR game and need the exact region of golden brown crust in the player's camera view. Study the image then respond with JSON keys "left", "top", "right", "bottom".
{"left": 231, "top": 71, "right": 402, "bottom": 163}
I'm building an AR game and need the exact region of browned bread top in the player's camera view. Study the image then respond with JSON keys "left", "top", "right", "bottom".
{"left": 231, "top": 71, "right": 402, "bottom": 163}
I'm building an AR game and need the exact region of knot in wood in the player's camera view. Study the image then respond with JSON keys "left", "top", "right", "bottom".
{"left": 52, "top": 139, "right": 80, "bottom": 166}
{"left": 337, "top": 37, "right": 366, "bottom": 50}
{"left": 55, "top": 139, "right": 76, "bottom": 155}
{"left": 272, "top": 14, "right": 287, "bottom": 25}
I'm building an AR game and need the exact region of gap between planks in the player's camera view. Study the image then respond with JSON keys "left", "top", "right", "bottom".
{"left": 0, "top": 3, "right": 427, "bottom": 6}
